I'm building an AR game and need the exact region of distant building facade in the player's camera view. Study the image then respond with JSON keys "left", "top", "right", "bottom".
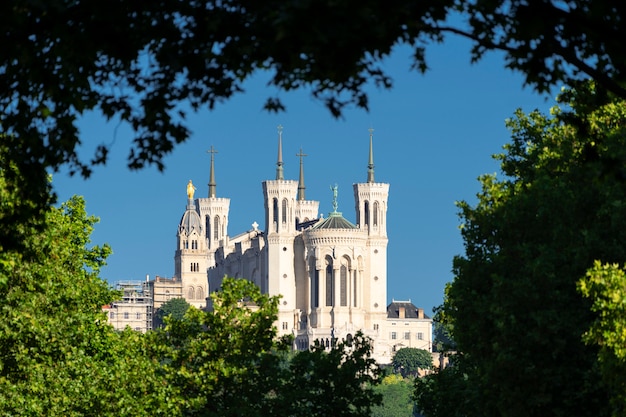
{"left": 104, "top": 281, "right": 153, "bottom": 333}
{"left": 171, "top": 128, "right": 432, "bottom": 363}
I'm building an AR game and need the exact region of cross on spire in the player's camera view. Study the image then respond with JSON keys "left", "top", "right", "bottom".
{"left": 367, "top": 127, "right": 375, "bottom": 183}
{"left": 276, "top": 125, "right": 284, "bottom": 180}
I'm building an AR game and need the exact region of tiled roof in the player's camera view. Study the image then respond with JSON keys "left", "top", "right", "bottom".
{"left": 311, "top": 211, "right": 357, "bottom": 230}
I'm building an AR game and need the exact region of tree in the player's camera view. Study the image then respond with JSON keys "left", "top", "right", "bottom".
{"left": 153, "top": 277, "right": 382, "bottom": 416}
{"left": 578, "top": 261, "right": 626, "bottom": 417}
{"left": 415, "top": 83, "right": 626, "bottom": 417}
{"left": 3, "top": 1, "right": 626, "bottom": 252}
{"left": 372, "top": 374, "right": 418, "bottom": 417}
{"left": 154, "top": 297, "right": 192, "bottom": 327}
{"left": 0, "top": 189, "right": 174, "bottom": 415}
{"left": 392, "top": 348, "right": 433, "bottom": 377}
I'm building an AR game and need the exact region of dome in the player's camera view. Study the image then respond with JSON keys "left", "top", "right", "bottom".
{"left": 311, "top": 211, "right": 357, "bottom": 230}
{"left": 178, "top": 202, "right": 203, "bottom": 236}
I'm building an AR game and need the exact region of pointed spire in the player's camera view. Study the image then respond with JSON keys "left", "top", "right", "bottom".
{"left": 296, "top": 147, "right": 307, "bottom": 200}
{"left": 207, "top": 146, "right": 218, "bottom": 198}
{"left": 276, "top": 124, "right": 284, "bottom": 180}
{"left": 367, "top": 128, "right": 375, "bottom": 183}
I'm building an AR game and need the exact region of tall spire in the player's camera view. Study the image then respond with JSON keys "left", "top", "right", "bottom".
{"left": 367, "top": 127, "right": 375, "bottom": 183}
{"left": 207, "top": 145, "right": 218, "bottom": 198}
{"left": 296, "top": 147, "right": 307, "bottom": 200}
{"left": 276, "top": 124, "right": 284, "bottom": 180}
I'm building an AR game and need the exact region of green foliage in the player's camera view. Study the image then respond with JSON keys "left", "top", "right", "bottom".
{"left": 0, "top": 193, "right": 173, "bottom": 416}
{"left": 153, "top": 277, "right": 382, "bottom": 416}
{"left": 392, "top": 348, "right": 433, "bottom": 377}
{"left": 154, "top": 297, "right": 192, "bottom": 327}
{"left": 372, "top": 374, "right": 416, "bottom": 417}
{"left": 416, "top": 84, "right": 626, "bottom": 417}
{"left": 578, "top": 261, "right": 626, "bottom": 416}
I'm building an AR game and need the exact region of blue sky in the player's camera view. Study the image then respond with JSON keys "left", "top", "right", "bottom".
{"left": 53, "top": 34, "right": 554, "bottom": 315}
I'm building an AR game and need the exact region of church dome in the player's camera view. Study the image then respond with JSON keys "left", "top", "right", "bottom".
{"left": 178, "top": 202, "right": 203, "bottom": 236}
{"left": 311, "top": 211, "right": 357, "bottom": 230}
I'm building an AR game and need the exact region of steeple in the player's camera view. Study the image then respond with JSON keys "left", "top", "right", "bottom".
{"left": 367, "top": 128, "right": 375, "bottom": 183}
{"left": 207, "top": 145, "right": 217, "bottom": 198}
{"left": 297, "top": 147, "right": 307, "bottom": 200}
{"left": 276, "top": 125, "right": 284, "bottom": 180}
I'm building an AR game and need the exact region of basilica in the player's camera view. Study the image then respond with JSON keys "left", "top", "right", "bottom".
{"left": 173, "top": 128, "right": 432, "bottom": 363}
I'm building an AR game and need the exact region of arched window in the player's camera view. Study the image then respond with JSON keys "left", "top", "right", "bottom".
{"left": 206, "top": 217, "right": 211, "bottom": 240}
{"left": 353, "top": 271, "right": 358, "bottom": 307}
{"left": 213, "top": 216, "right": 220, "bottom": 240}
{"left": 196, "top": 286, "right": 204, "bottom": 300}
{"left": 340, "top": 264, "right": 348, "bottom": 306}
{"left": 311, "top": 259, "right": 319, "bottom": 308}
{"left": 364, "top": 201, "right": 370, "bottom": 227}
{"left": 373, "top": 201, "right": 379, "bottom": 226}
{"left": 282, "top": 198, "right": 288, "bottom": 223}
{"left": 188, "top": 287, "right": 195, "bottom": 300}
{"left": 273, "top": 198, "right": 279, "bottom": 232}
{"left": 325, "top": 257, "right": 333, "bottom": 307}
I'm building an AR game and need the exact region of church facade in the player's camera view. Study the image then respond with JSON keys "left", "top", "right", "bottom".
{"left": 174, "top": 128, "right": 431, "bottom": 363}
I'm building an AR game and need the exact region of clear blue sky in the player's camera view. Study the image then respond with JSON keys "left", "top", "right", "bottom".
{"left": 53, "top": 35, "right": 554, "bottom": 315}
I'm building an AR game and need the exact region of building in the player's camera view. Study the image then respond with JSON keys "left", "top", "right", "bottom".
{"left": 172, "top": 127, "right": 432, "bottom": 363}
{"left": 105, "top": 280, "right": 153, "bottom": 333}
{"left": 148, "top": 275, "right": 184, "bottom": 311}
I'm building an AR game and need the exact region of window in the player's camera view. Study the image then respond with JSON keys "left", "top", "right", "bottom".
{"left": 282, "top": 198, "right": 288, "bottom": 223}
{"left": 325, "top": 261, "right": 333, "bottom": 307}
{"left": 373, "top": 323, "right": 379, "bottom": 331}
{"left": 109, "top": 312, "right": 115, "bottom": 319}
{"left": 373, "top": 201, "right": 379, "bottom": 226}
{"left": 188, "top": 287, "right": 195, "bottom": 300}
{"left": 196, "top": 286, "right": 204, "bottom": 300}
{"left": 353, "top": 271, "right": 357, "bottom": 307}
{"left": 136, "top": 312, "right": 142, "bottom": 319}
{"left": 404, "top": 332, "right": 411, "bottom": 340}
{"left": 391, "top": 332, "right": 397, "bottom": 340}
{"left": 123, "top": 312, "right": 129, "bottom": 320}
{"left": 214, "top": 216, "right": 220, "bottom": 240}
{"left": 364, "top": 201, "right": 370, "bottom": 227}
{"left": 340, "top": 264, "right": 347, "bottom": 306}
{"left": 417, "top": 332, "right": 424, "bottom": 340}
{"left": 273, "top": 198, "right": 279, "bottom": 231}
{"left": 282, "top": 322, "right": 288, "bottom": 330}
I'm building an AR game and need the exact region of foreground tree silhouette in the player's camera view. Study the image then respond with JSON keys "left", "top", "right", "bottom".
{"left": 415, "top": 83, "right": 626, "bottom": 417}
{"left": 3, "top": 1, "right": 626, "bottom": 252}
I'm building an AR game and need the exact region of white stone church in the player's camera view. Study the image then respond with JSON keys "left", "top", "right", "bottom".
{"left": 173, "top": 127, "right": 431, "bottom": 363}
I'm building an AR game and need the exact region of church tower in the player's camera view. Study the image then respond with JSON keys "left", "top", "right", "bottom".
{"left": 353, "top": 129, "right": 389, "bottom": 327}
{"left": 174, "top": 180, "right": 210, "bottom": 309}
{"left": 196, "top": 146, "right": 230, "bottom": 269}
{"left": 262, "top": 126, "right": 300, "bottom": 335}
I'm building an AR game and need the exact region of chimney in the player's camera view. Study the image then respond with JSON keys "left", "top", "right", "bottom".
{"left": 417, "top": 308, "right": 424, "bottom": 319}
{"left": 399, "top": 307, "right": 405, "bottom": 319}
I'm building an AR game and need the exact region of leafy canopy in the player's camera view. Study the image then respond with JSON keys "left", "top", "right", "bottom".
{"left": 392, "top": 348, "right": 433, "bottom": 377}
{"left": 152, "top": 277, "right": 383, "bottom": 417}
{"left": 3, "top": 1, "right": 626, "bottom": 252}
{"left": 415, "top": 83, "right": 626, "bottom": 417}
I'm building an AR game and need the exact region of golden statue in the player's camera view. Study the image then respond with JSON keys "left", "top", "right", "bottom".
{"left": 187, "top": 180, "right": 196, "bottom": 199}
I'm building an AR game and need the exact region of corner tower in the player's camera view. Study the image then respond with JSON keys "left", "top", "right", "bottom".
{"left": 262, "top": 125, "right": 299, "bottom": 335}
{"left": 196, "top": 146, "right": 231, "bottom": 268}
{"left": 353, "top": 129, "right": 389, "bottom": 326}
{"left": 174, "top": 180, "right": 209, "bottom": 309}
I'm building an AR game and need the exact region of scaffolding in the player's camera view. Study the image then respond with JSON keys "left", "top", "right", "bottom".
{"left": 107, "top": 280, "right": 153, "bottom": 332}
